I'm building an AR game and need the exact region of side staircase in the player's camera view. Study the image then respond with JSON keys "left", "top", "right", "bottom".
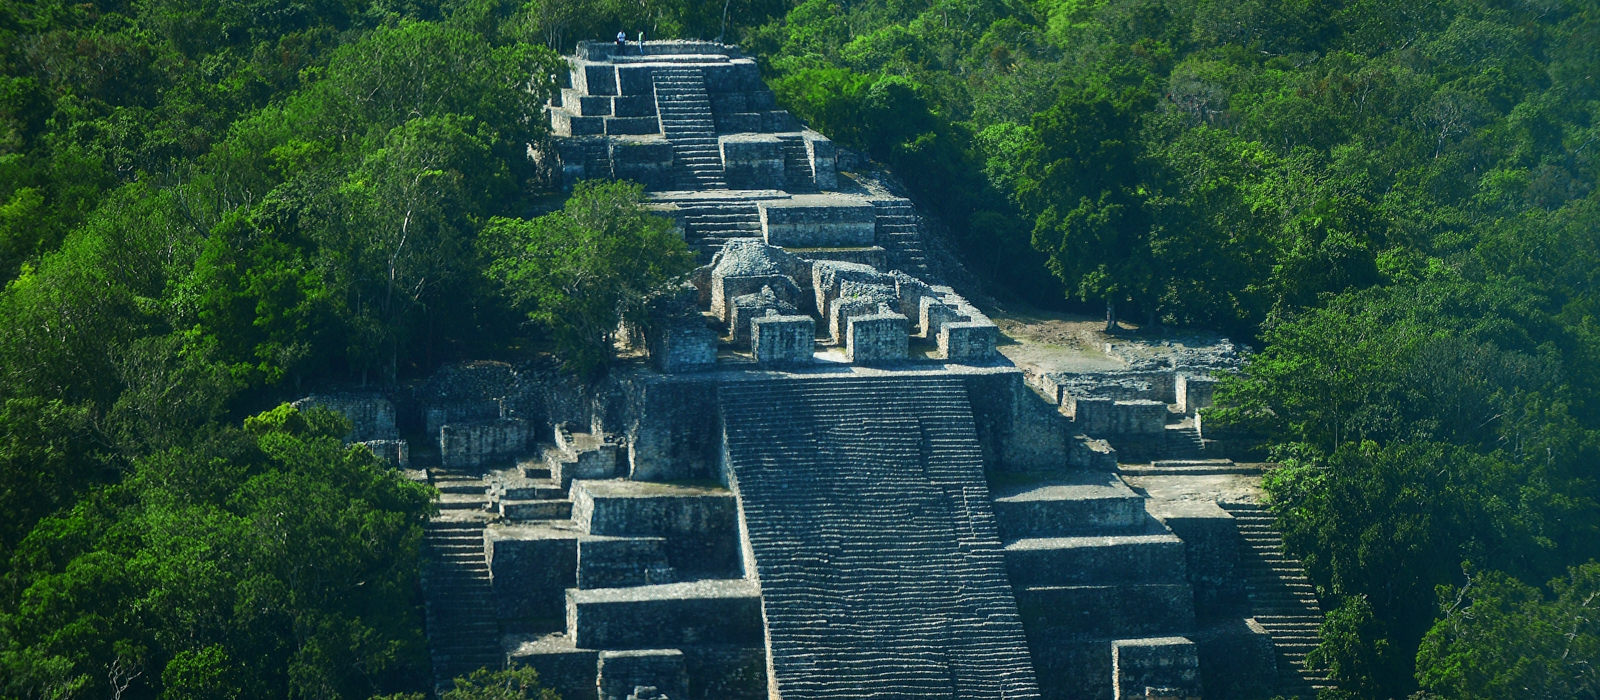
{"left": 422, "top": 465, "right": 502, "bottom": 686}
{"left": 672, "top": 198, "right": 762, "bottom": 260}
{"left": 869, "top": 199, "right": 929, "bottom": 276}
{"left": 1220, "top": 502, "right": 1333, "bottom": 699}
{"left": 777, "top": 136, "right": 816, "bottom": 192}
{"left": 652, "top": 67, "right": 727, "bottom": 190}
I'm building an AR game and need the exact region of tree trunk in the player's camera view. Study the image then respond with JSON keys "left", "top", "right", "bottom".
{"left": 1104, "top": 299, "right": 1117, "bottom": 333}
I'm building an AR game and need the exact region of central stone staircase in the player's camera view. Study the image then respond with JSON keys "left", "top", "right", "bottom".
{"left": 720, "top": 375, "right": 1041, "bottom": 700}
{"left": 1220, "top": 502, "right": 1332, "bottom": 698}
{"left": 651, "top": 67, "right": 727, "bottom": 190}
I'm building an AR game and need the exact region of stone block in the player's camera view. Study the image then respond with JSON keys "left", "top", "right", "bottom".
{"left": 682, "top": 646, "right": 767, "bottom": 700}
{"left": 291, "top": 392, "right": 397, "bottom": 442}
{"left": 847, "top": 312, "right": 909, "bottom": 365}
{"left": 554, "top": 111, "right": 606, "bottom": 136}
{"left": 1148, "top": 500, "right": 1247, "bottom": 617}
{"left": 713, "top": 112, "right": 761, "bottom": 134}
{"left": 1016, "top": 584, "right": 1197, "bottom": 639}
{"left": 563, "top": 89, "right": 613, "bottom": 115}
{"left": 569, "top": 480, "right": 739, "bottom": 575}
{"left": 1196, "top": 619, "right": 1278, "bottom": 700}
{"left": 424, "top": 398, "right": 502, "bottom": 439}
{"left": 1113, "top": 637, "right": 1201, "bottom": 700}
{"left": 745, "top": 89, "right": 776, "bottom": 110}
{"left": 612, "top": 95, "right": 657, "bottom": 117}
{"left": 575, "top": 62, "right": 618, "bottom": 96}
{"left": 719, "top": 135, "right": 783, "bottom": 190}
{"left": 759, "top": 196, "right": 876, "bottom": 247}
{"left": 1076, "top": 398, "right": 1169, "bottom": 436}
{"left": 578, "top": 536, "right": 672, "bottom": 589}
{"left": 786, "top": 246, "right": 886, "bottom": 271}
{"left": 709, "top": 91, "right": 746, "bottom": 113}
{"left": 598, "top": 649, "right": 688, "bottom": 700}
{"left": 940, "top": 321, "right": 998, "bottom": 363}
{"left": 648, "top": 321, "right": 716, "bottom": 374}
{"left": 486, "top": 525, "right": 578, "bottom": 627}
{"left": 1175, "top": 374, "right": 1217, "bottom": 415}
{"left": 992, "top": 474, "right": 1147, "bottom": 539}
{"left": 919, "top": 297, "right": 966, "bottom": 339}
{"left": 813, "top": 261, "right": 892, "bottom": 317}
{"left": 727, "top": 290, "right": 796, "bottom": 347}
{"left": 566, "top": 580, "right": 764, "bottom": 649}
{"left": 827, "top": 296, "right": 881, "bottom": 345}
{"left": 712, "top": 273, "right": 799, "bottom": 321}
{"left": 606, "top": 116, "right": 660, "bottom": 135}
{"left": 506, "top": 634, "right": 599, "bottom": 700}
{"left": 1005, "top": 533, "right": 1187, "bottom": 587}
{"left": 761, "top": 110, "right": 801, "bottom": 132}
{"left": 440, "top": 417, "right": 530, "bottom": 468}
{"left": 359, "top": 439, "right": 409, "bottom": 468}
{"left": 752, "top": 314, "right": 814, "bottom": 366}
{"left": 804, "top": 135, "right": 837, "bottom": 190}
{"left": 611, "top": 140, "right": 674, "bottom": 189}
{"left": 701, "top": 60, "right": 760, "bottom": 92}
{"left": 615, "top": 64, "right": 655, "bottom": 95}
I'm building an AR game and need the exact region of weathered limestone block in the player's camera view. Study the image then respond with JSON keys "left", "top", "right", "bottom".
{"left": 615, "top": 64, "right": 655, "bottom": 95}
{"left": 701, "top": 59, "right": 761, "bottom": 92}
{"left": 919, "top": 297, "right": 966, "bottom": 339}
{"left": 554, "top": 111, "right": 605, "bottom": 136}
{"left": 425, "top": 399, "right": 502, "bottom": 438}
{"left": 891, "top": 271, "right": 932, "bottom": 323}
{"left": 359, "top": 439, "right": 409, "bottom": 468}
{"left": 1113, "top": 637, "right": 1202, "bottom": 700}
{"left": 649, "top": 321, "right": 717, "bottom": 374}
{"left": 1196, "top": 619, "right": 1279, "bottom": 700}
{"left": 847, "top": 311, "right": 909, "bottom": 364}
{"left": 804, "top": 134, "right": 837, "bottom": 190}
{"left": 812, "top": 261, "right": 892, "bottom": 317}
{"left": 626, "top": 376, "right": 720, "bottom": 483}
{"left": 1149, "top": 500, "right": 1247, "bottom": 616}
{"left": 713, "top": 111, "right": 760, "bottom": 133}
{"left": 573, "top": 61, "right": 618, "bottom": 95}
{"left": 566, "top": 580, "right": 763, "bottom": 649}
{"left": 507, "top": 634, "right": 600, "bottom": 700}
{"left": 827, "top": 292, "right": 891, "bottom": 345}
{"left": 759, "top": 196, "right": 876, "bottom": 247}
{"left": 612, "top": 94, "right": 657, "bottom": 117}
{"left": 486, "top": 524, "right": 578, "bottom": 626}
{"left": 1176, "top": 374, "right": 1217, "bottom": 415}
{"left": 598, "top": 650, "right": 688, "bottom": 700}
{"left": 760, "top": 110, "right": 801, "bottom": 132}
{"left": 752, "top": 314, "right": 814, "bottom": 366}
{"left": 992, "top": 473, "right": 1147, "bottom": 540}
{"left": 291, "top": 393, "right": 397, "bottom": 442}
{"left": 713, "top": 274, "right": 800, "bottom": 322}
{"left": 569, "top": 480, "right": 739, "bottom": 575}
{"left": 1016, "top": 584, "right": 1197, "bottom": 639}
{"left": 578, "top": 536, "right": 673, "bottom": 589}
{"left": 1005, "top": 533, "right": 1187, "bottom": 587}
{"left": 719, "top": 135, "right": 782, "bottom": 189}
{"left": 1076, "top": 398, "right": 1168, "bottom": 435}
{"left": 727, "top": 287, "right": 797, "bottom": 346}
{"left": 605, "top": 116, "right": 659, "bottom": 135}
{"left": 786, "top": 246, "right": 887, "bottom": 271}
{"left": 709, "top": 91, "right": 747, "bottom": 113}
{"left": 611, "top": 139, "right": 674, "bottom": 188}
{"left": 940, "top": 321, "right": 998, "bottom": 363}
{"left": 440, "top": 417, "right": 530, "bottom": 468}
{"left": 562, "top": 89, "right": 613, "bottom": 116}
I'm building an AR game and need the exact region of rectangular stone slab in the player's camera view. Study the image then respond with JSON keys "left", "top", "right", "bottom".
{"left": 759, "top": 196, "right": 876, "bottom": 247}
{"left": 1005, "top": 533, "right": 1188, "bottom": 587}
{"left": 566, "top": 580, "right": 763, "bottom": 649}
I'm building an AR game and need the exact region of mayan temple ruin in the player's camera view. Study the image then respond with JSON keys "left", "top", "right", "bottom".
{"left": 302, "top": 41, "right": 1334, "bottom": 700}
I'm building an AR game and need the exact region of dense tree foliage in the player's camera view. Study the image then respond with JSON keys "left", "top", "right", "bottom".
{"left": 3, "top": 0, "right": 1599, "bottom": 696}
{"left": 480, "top": 180, "right": 696, "bottom": 376}
{"left": 745, "top": 0, "right": 1600, "bottom": 697}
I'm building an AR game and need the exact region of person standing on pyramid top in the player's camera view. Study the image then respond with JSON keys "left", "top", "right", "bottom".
{"left": 616, "top": 30, "right": 626, "bottom": 47}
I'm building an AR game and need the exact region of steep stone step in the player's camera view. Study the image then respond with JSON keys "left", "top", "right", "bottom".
{"left": 1220, "top": 502, "right": 1333, "bottom": 699}
{"left": 421, "top": 516, "right": 503, "bottom": 686}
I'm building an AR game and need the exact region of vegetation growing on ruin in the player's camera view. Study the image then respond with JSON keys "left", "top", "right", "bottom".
{"left": 1, "top": 0, "right": 1599, "bottom": 696}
